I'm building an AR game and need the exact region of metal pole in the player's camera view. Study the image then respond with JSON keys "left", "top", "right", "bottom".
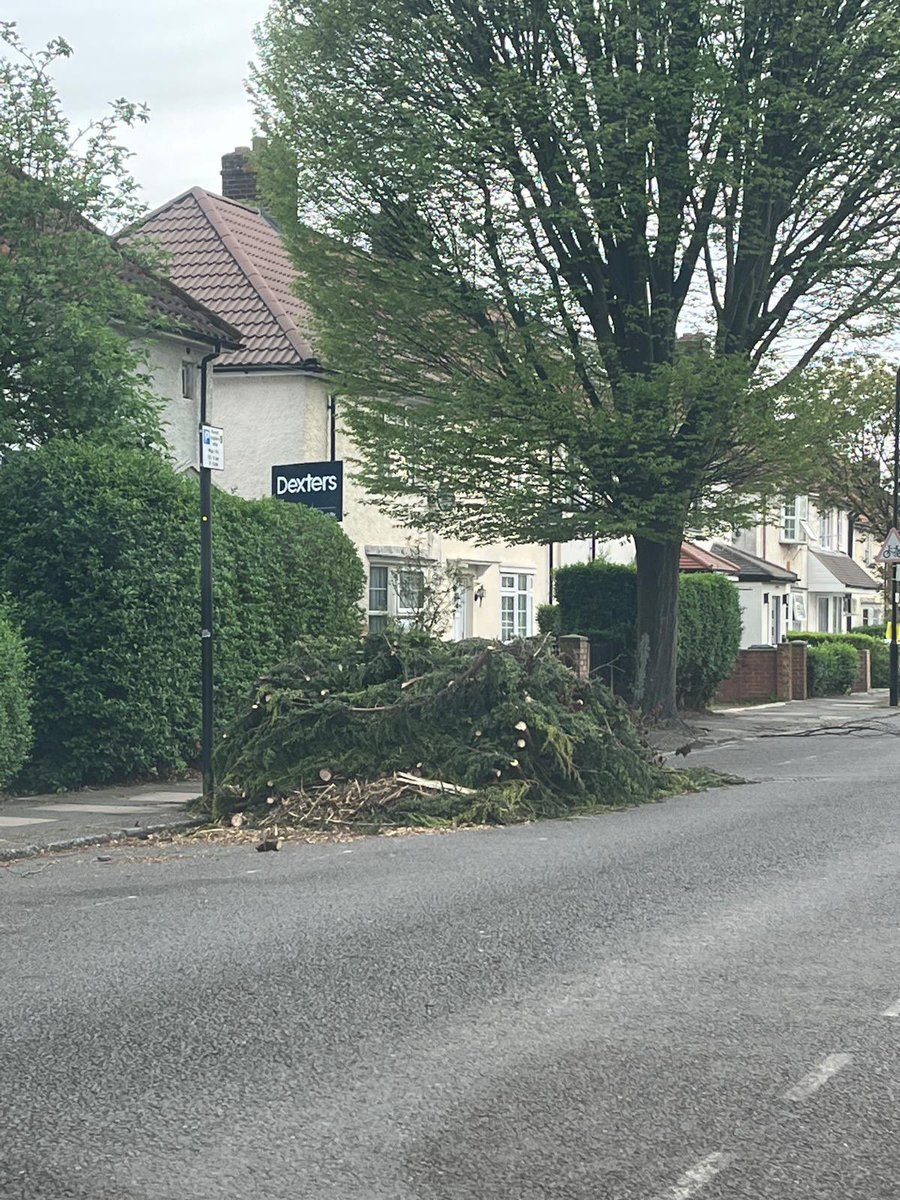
{"left": 199, "top": 343, "right": 221, "bottom": 802}
{"left": 891, "top": 367, "right": 900, "bottom": 705}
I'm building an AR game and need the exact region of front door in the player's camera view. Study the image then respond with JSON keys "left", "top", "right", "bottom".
{"left": 452, "top": 575, "right": 474, "bottom": 640}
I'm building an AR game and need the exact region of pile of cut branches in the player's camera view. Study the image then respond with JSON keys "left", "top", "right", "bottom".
{"left": 212, "top": 632, "right": 687, "bottom": 828}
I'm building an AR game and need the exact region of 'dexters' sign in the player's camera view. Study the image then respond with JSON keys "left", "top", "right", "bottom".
{"left": 271, "top": 461, "right": 344, "bottom": 520}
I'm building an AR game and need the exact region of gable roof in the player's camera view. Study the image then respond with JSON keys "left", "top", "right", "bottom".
{"left": 121, "top": 188, "right": 317, "bottom": 371}
{"left": 119, "top": 255, "right": 243, "bottom": 350}
{"left": 810, "top": 548, "right": 880, "bottom": 591}
{"left": 710, "top": 542, "right": 799, "bottom": 583}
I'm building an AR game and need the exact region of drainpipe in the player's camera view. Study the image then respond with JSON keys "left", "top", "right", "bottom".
{"left": 199, "top": 340, "right": 222, "bottom": 808}
{"left": 328, "top": 393, "right": 337, "bottom": 461}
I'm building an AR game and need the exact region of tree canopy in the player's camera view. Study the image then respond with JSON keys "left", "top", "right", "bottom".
{"left": 0, "top": 25, "right": 161, "bottom": 455}
{"left": 253, "top": 0, "right": 900, "bottom": 711}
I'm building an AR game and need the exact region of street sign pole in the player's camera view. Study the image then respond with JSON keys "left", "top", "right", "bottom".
{"left": 891, "top": 367, "right": 900, "bottom": 706}
{"left": 199, "top": 345, "right": 222, "bottom": 804}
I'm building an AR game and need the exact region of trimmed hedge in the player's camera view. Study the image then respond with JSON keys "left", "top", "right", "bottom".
{"left": 555, "top": 560, "right": 741, "bottom": 709}
{"left": 851, "top": 622, "right": 887, "bottom": 645}
{"left": 806, "top": 641, "right": 857, "bottom": 696}
{"left": 677, "top": 573, "right": 742, "bottom": 709}
{"left": 0, "top": 441, "right": 365, "bottom": 791}
{"left": 0, "top": 600, "right": 32, "bottom": 790}
{"left": 554, "top": 561, "right": 637, "bottom": 643}
{"left": 788, "top": 631, "right": 886, "bottom": 689}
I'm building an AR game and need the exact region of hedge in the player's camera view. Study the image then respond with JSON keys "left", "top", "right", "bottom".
{"left": 788, "top": 631, "right": 886, "bottom": 688}
{"left": 851, "top": 623, "right": 886, "bottom": 640}
{"left": 554, "top": 561, "right": 637, "bottom": 643}
{"left": 554, "top": 560, "right": 741, "bottom": 709}
{"left": 0, "top": 441, "right": 365, "bottom": 791}
{"left": 676, "top": 573, "right": 742, "bottom": 709}
{"left": 0, "top": 600, "right": 32, "bottom": 790}
{"left": 806, "top": 642, "right": 858, "bottom": 696}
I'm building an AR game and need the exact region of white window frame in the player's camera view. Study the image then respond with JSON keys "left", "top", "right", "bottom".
{"left": 819, "top": 507, "right": 835, "bottom": 550}
{"left": 780, "top": 495, "right": 809, "bottom": 543}
{"left": 500, "top": 571, "right": 534, "bottom": 641}
{"left": 367, "top": 562, "right": 425, "bottom": 633}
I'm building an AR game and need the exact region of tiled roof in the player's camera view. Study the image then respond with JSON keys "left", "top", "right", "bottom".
{"left": 121, "top": 189, "right": 316, "bottom": 370}
{"left": 679, "top": 542, "right": 740, "bottom": 573}
{"left": 810, "top": 549, "right": 880, "bottom": 591}
{"left": 710, "top": 542, "right": 799, "bottom": 583}
{"left": 119, "top": 255, "right": 243, "bottom": 350}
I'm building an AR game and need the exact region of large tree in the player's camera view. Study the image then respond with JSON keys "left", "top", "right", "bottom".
{"left": 0, "top": 24, "right": 161, "bottom": 454}
{"left": 253, "top": 0, "right": 900, "bottom": 714}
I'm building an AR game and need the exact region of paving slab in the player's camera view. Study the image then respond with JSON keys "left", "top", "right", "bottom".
{"left": 0, "top": 781, "right": 201, "bottom": 860}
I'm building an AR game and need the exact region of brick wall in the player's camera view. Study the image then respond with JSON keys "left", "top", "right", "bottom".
{"left": 221, "top": 146, "right": 258, "bottom": 202}
{"left": 715, "top": 647, "right": 779, "bottom": 703}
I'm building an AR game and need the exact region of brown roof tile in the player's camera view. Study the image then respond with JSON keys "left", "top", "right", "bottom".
{"left": 122, "top": 188, "right": 316, "bottom": 370}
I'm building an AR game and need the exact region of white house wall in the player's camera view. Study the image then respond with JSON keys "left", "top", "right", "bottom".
{"left": 143, "top": 335, "right": 211, "bottom": 470}
{"left": 200, "top": 368, "right": 549, "bottom": 640}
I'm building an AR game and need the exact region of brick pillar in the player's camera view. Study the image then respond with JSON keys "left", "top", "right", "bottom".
{"left": 790, "top": 641, "right": 808, "bottom": 700}
{"left": 852, "top": 649, "right": 871, "bottom": 693}
{"left": 776, "top": 641, "right": 793, "bottom": 701}
{"left": 558, "top": 634, "right": 590, "bottom": 681}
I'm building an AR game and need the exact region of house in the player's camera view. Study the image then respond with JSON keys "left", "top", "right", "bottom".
{"left": 122, "top": 148, "right": 549, "bottom": 640}
{"left": 713, "top": 497, "right": 882, "bottom": 638}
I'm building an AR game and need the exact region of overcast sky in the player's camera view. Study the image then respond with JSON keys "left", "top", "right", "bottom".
{"left": 5, "top": 0, "right": 271, "bottom": 212}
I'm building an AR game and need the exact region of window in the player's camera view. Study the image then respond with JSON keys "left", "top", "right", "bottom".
{"left": 367, "top": 563, "right": 425, "bottom": 633}
{"left": 780, "top": 495, "right": 808, "bottom": 542}
{"left": 819, "top": 508, "right": 835, "bottom": 549}
{"left": 181, "top": 362, "right": 197, "bottom": 400}
{"left": 500, "top": 572, "right": 534, "bottom": 641}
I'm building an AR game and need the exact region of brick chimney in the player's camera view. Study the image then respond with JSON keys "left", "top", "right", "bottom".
{"left": 221, "top": 144, "right": 258, "bottom": 202}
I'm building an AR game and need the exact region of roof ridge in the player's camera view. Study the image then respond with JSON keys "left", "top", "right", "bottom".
{"left": 191, "top": 188, "right": 311, "bottom": 364}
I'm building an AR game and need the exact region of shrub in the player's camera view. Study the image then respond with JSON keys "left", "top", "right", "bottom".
{"left": 554, "top": 561, "right": 637, "bottom": 642}
{"left": 677, "top": 573, "right": 742, "bottom": 710}
{"left": 806, "top": 641, "right": 858, "bottom": 696}
{"left": 536, "top": 603, "right": 560, "bottom": 635}
{"left": 851, "top": 623, "right": 886, "bottom": 640}
{"left": 788, "top": 631, "right": 886, "bottom": 688}
{"left": 212, "top": 490, "right": 365, "bottom": 725}
{"left": 555, "top": 560, "right": 742, "bottom": 709}
{"left": 0, "top": 441, "right": 364, "bottom": 791}
{"left": 0, "top": 600, "right": 32, "bottom": 790}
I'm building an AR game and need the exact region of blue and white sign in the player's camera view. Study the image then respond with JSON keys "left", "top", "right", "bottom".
{"left": 200, "top": 425, "right": 224, "bottom": 471}
{"left": 271, "top": 460, "right": 344, "bottom": 520}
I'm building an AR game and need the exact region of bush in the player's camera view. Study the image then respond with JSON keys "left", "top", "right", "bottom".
{"left": 537, "top": 603, "right": 560, "bottom": 635}
{"left": 851, "top": 623, "right": 886, "bottom": 640}
{"left": 555, "top": 561, "right": 742, "bottom": 709}
{"left": 788, "top": 631, "right": 886, "bottom": 688}
{"left": 677, "top": 573, "right": 742, "bottom": 709}
{"left": 554, "top": 561, "right": 636, "bottom": 641}
{"left": 0, "top": 600, "right": 32, "bottom": 790}
{"left": 0, "top": 441, "right": 365, "bottom": 791}
{"left": 214, "top": 632, "right": 674, "bottom": 823}
{"left": 806, "top": 641, "right": 858, "bottom": 696}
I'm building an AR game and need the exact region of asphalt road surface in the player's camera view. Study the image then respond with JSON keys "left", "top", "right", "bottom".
{"left": 2, "top": 725, "right": 900, "bottom": 1199}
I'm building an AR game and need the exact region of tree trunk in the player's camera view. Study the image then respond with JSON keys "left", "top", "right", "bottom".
{"left": 633, "top": 535, "right": 681, "bottom": 718}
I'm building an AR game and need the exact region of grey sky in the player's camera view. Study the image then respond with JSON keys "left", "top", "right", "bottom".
{"left": 5, "top": 0, "right": 271, "bottom": 212}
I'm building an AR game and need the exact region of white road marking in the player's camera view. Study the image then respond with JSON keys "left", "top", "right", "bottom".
{"left": 881, "top": 997, "right": 900, "bottom": 1017}
{"left": 783, "top": 1053, "right": 851, "bottom": 1101}
{"left": 660, "top": 1152, "right": 730, "bottom": 1198}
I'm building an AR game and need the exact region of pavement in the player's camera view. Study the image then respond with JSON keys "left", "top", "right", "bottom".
{"left": 0, "top": 780, "right": 201, "bottom": 860}
{"left": 2, "top": 720, "right": 900, "bottom": 1198}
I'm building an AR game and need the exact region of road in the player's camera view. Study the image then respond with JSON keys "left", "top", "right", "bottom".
{"left": 2, "top": 725, "right": 899, "bottom": 1199}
